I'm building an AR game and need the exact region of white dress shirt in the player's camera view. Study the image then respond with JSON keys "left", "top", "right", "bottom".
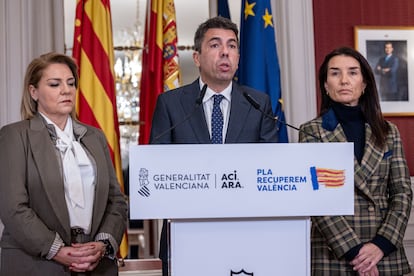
{"left": 199, "top": 79, "right": 232, "bottom": 143}
{"left": 40, "top": 113, "right": 95, "bottom": 234}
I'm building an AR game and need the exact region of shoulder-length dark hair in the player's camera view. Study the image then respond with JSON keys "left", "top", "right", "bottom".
{"left": 318, "top": 46, "right": 389, "bottom": 148}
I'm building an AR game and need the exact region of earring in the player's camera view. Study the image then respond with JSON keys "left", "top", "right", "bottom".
{"left": 362, "top": 90, "right": 365, "bottom": 95}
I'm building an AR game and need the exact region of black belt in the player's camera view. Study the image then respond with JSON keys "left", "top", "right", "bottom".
{"left": 71, "top": 227, "right": 85, "bottom": 236}
{"left": 70, "top": 227, "right": 90, "bottom": 244}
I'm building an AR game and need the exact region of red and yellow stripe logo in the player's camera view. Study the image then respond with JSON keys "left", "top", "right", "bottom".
{"left": 310, "top": 167, "right": 345, "bottom": 190}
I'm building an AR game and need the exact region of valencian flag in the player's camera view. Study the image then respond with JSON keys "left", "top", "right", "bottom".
{"left": 72, "top": 0, "right": 128, "bottom": 258}
{"left": 310, "top": 167, "right": 346, "bottom": 190}
{"left": 139, "top": 0, "right": 181, "bottom": 144}
{"left": 238, "top": 0, "right": 288, "bottom": 142}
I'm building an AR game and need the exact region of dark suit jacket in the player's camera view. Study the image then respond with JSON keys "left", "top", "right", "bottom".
{"left": 150, "top": 79, "right": 279, "bottom": 144}
{"left": 0, "top": 114, "right": 127, "bottom": 276}
{"left": 375, "top": 54, "right": 399, "bottom": 94}
{"left": 299, "top": 109, "right": 412, "bottom": 275}
{"left": 149, "top": 79, "right": 279, "bottom": 275}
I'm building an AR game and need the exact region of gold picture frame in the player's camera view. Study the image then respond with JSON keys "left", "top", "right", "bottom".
{"left": 354, "top": 26, "right": 414, "bottom": 116}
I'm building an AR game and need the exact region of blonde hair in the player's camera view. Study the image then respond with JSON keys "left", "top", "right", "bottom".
{"left": 20, "top": 52, "right": 79, "bottom": 119}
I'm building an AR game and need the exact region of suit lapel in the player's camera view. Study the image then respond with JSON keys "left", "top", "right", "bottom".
{"left": 181, "top": 81, "right": 211, "bottom": 143}
{"left": 320, "top": 110, "right": 380, "bottom": 200}
{"left": 354, "top": 125, "right": 385, "bottom": 199}
{"left": 319, "top": 109, "right": 347, "bottom": 142}
{"left": 28, "top": 116, "right": 71, "bottom": 236}
{"left": 225, "top": 84, "right": 250, "bottom": 143}
{"left": 78, "top": 129, "right": 109, "bottom": 236}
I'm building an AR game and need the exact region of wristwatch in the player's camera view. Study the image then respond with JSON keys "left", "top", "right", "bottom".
{"left": 100, "top": 239, "right": 114, "bottom": 258}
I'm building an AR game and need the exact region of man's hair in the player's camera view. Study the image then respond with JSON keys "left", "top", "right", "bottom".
{"left": 194, "top": 16, "right": 239, "bottom": 52}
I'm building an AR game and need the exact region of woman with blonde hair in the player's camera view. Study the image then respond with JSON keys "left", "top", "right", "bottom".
{"left": 0, "top": 52, "right": 127, "bottom": 275}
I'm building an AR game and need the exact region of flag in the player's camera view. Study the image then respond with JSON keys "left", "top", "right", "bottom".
{"left": 310, "top": 167, "right": 346, "bottom": 190}
{"left": 139, "top": 0, "right": 181, "bottom": 144}
{"left": 217, "top": 0, "right": 231, "bottom": 19}
{"left": 238, "top": 0, "right": 288, "bottom": 142}
{"left": 72, "top": 0, "right": 128, "bottom": 258}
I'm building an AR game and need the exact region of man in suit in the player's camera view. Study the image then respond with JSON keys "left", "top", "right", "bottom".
{"left": 149, "top": 16, "right": 279, "bottom": 276}
{"left": 375, "top": 41, "right": 399, "bottom": 101}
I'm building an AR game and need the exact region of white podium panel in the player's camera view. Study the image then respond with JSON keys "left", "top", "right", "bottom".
{"left": 170, "top": 218, "right": 310, "bottom": 276}
{"left": 128, "top": 143, "right": 354, "bottom": 276}
{"left": 129, "top": 143, "right": 354, "bottom": 219}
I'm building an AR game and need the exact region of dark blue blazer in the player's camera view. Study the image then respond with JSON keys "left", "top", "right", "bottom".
{"left": 375, "top": 54, "right": 399, "bottom": 94}
{"left": 150, "top": 79, "right": 279, "bottom": 144}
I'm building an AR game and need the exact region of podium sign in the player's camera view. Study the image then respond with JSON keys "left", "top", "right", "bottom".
{"left": 129, "top": 143, "right": 354, "bottom": 219}
{"left": 129, "top": 143, "right": 354, "bottom": 276}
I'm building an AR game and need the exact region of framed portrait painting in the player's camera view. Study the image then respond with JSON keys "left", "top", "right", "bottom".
{"left": 354, "top": 26, "right": 414, "bottom": 116}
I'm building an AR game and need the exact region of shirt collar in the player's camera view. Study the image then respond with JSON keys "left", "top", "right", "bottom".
{"left": 39, "top": 112, "right": 72, "bottom": 136}
{"left": 198, "top": 79, "right": 232, "bottom": 102}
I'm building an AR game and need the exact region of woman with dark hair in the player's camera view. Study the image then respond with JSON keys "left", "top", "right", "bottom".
{"left": 0, "top": 52, "right": 127, "bottom": 275}
{"left": 299, "top": 47, "right": 412, "bottom": 275}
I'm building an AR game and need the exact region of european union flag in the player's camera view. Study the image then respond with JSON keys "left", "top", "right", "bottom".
{"left": 217, "top": 0, "right": 230, "bottom": 19}
{"left": 238, "top": 0, "right": 288, "bottom": 142}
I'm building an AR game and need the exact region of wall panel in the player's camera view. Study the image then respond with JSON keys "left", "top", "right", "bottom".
{"left": 313, "top": 0, "right": 414, "bottom": 174}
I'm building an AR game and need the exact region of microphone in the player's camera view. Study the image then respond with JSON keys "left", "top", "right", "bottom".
{"left": 243, "top": 92, "right": 321, "bottom": 141}
{"left": 151, "top": 84, "right": 208, "bottom": 143}
{"left": 195, "top": 83, "right": 208, "bottom": 105}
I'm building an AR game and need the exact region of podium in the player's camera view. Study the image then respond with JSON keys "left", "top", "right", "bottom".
{"left": 129, "top": 143, "right": 354, "bottom": 275}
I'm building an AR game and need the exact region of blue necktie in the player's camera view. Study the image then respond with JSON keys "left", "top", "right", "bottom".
{"left": 211, "top": 94, "right": 224, "bottom": 144}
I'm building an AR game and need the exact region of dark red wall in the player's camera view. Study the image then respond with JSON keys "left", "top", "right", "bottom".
{"left": 313, "top": 0, "right": 414, "bottom": 174}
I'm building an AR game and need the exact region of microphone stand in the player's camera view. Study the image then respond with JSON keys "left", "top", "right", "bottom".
{"left": 243, "top": 92, "right": 321, "bottom": 141}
